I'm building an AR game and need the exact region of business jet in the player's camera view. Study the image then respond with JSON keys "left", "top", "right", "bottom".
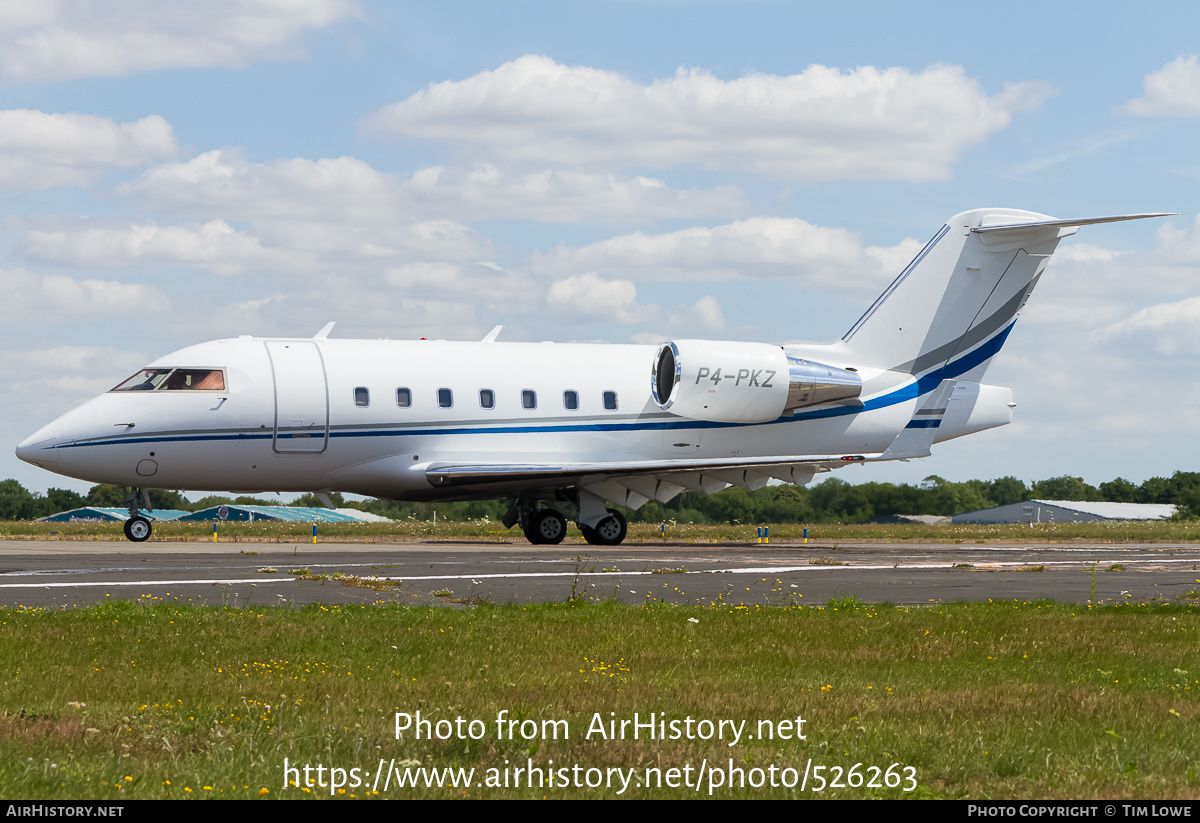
{"left": 16, "top": 208, "right": 1167, "bottom": 544}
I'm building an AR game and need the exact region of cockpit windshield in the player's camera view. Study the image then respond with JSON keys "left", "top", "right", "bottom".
{"left": 111, "top": 368, "right": 226, "bottom": 392}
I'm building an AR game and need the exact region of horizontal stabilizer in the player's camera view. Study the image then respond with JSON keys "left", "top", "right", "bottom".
{"left": 970, "top": 213, "right": 1175, "bottom": 234}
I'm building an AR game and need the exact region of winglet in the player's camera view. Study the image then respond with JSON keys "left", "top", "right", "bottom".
{"left": 482, "top": 325, "right": 503, "bottom": 343}
{"left": 313, "top": 321, "right": 336, "bottom": 340}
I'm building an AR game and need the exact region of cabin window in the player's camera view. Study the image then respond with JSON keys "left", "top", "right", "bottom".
{"left": 438, "top": 388, "right": 453, "bottom": 408}
{"left": 603, "top": 391, "right": 618, "bottom": 411}
{"left": 522, "top": 389, "right": 537, "bottom": 410}
{"left": 479, "top": 389, "right": 495, "bottom": 409}
{"left": 354, "top": 387, "right": 369, "bottom": 407}
{"left": 396, "top": 387, "right": 411, "bottom": 408}
{"left": 563, "top": 390, "right": 579, "bottom": 410}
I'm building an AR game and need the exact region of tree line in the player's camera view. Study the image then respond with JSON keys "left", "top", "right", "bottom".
{"left": 5, "top": 471, "right": 1200, "bottom": 524}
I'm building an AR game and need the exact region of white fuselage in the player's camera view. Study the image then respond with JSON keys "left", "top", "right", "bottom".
{"left": 16, "top": 335, "right": 922, "bottom": 499}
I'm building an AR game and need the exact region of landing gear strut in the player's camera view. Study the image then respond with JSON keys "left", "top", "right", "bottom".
{"left": 122, "top": 487, "right": 153, "bottom": 543}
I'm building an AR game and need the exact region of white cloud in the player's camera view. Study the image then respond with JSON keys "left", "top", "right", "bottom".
{"left": 123, "top": 150, "right": 750, "bottom": 222}
{"left": 1121, "top": 55, "right": 1200, "bottom": 117}
{"left": 1006, "top": 216, "right": 1200, "bottom": 365}
{"left": 546, "top": 272, "right": 653, "bottom": 323}
{"left": 1100, "top": 296, "right": 1200, "bottom": 356}
{"left": 14, "top": 218, "right": 274, "bottom": 275}
{"left": 0, "top": 109, "right": 176, "bottom": 189}
{"left": 13, "top": 214, "right": 494, "bottom": 276}
{"left": 0, "top": 0, "right": 361, "bottom": 82}
{"left": 0, "top": 268, "right": 168, "bottom": 315}
{"left": 669, "top": 295, "right": 725, "bottom": 333}
{"left": 8, "top": 345, "right": 151, "bottom": 396}
{"left": 363, "top": 55, "right": 1054, "bottom": 181}
{"left": 528, "top": 217, "right": 921, "bottom": 296}
{"left": 1010, "top": 127, "right": 1144, "bottom": 178}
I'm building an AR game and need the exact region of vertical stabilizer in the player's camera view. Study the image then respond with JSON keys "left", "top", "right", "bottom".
{"left": 843, "top": 208, "right": 1070, "bottom": 382}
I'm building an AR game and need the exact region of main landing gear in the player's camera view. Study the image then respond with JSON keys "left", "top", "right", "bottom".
{"left": 524, "top": 508, "right": 568, "bottom": 545}
{"left": 580, "top": 509, "right": 627, "bottom": 546}
{"left": 122, "top": 487, "right": 153, "bottom": 543}
{"left": 504, "top": 497, "right": 629, "bottom": 546}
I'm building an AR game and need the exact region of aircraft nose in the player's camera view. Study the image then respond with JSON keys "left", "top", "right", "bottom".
{"left": 16, "top": 431, "right": 61, "bottom": 468}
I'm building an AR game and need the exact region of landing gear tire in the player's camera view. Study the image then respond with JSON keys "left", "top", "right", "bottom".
{"left": 580, "top": 508, "right": 627, "bottom": 546}
{"left": 523, "top": 509, "right": 567, "bottom": 545}
{"left": 124, "top": 516, "right": 152, "bottom": 543}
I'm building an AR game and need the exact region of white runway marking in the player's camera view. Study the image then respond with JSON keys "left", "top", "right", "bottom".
{"left": 0, "top": 556, "right": 1193, "bottom": 588}
{"left": 0, "top": 578, "right": 297, "bottom": 588}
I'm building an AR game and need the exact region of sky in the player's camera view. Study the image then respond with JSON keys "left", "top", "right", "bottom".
{"left": 4, "top": 0, "right": 1200, "bottom": 497}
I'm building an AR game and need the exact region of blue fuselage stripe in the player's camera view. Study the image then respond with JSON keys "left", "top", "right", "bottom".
{"left": 55, "top": 323, "right": 1015, "bottom": 450}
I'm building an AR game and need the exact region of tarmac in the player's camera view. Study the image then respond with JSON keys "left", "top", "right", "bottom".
{"left": 0, "top": 539, "right": 1196, "bottom": 608}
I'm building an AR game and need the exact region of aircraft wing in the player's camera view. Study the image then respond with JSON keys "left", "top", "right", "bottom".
{"left": 424, "top": 379, "right": 966, "bottom": 507}
{"left": 425, "top": 452, "right": 882, "bottom": 508}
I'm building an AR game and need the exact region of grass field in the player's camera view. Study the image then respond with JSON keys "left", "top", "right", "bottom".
{"left": 0, "top": 597, "right": 1196, "bottom": 799}
{"left": 7, "top": 518, "right": 1200, "bottom": 544}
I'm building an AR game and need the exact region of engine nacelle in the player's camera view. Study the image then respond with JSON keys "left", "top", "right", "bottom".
{"left": 652, "top": 340, "right": 862, "bottom": 423}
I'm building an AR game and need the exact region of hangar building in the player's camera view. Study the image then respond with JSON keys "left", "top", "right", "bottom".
{"left": 39, "top": 507, "right": 190, "bottom": 523}
{"left": 176, "top": 505, "right": 390, "bottom": 523}
{"left": 952, "top": 500, "right": 1177, "bottom": 524}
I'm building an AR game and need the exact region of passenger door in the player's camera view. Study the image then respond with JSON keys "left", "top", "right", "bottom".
{"left": 266, "top": 341, "right": 329, "bottom": 454}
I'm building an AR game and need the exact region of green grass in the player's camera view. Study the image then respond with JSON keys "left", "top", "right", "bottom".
{"left": 9, "top": 518, "right": 1200, "bottom": 544}
{"left": 0, "top": 599, "right": 1196, "bottom": 799}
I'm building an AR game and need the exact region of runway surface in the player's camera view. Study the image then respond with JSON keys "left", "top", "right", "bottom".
{"left": 0, "top": 539, "right": 1197, "bottom": 609}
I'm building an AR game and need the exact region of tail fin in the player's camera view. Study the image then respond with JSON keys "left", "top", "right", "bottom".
{"left": 842, "top": 209, "right": 1169, "bottom": 382}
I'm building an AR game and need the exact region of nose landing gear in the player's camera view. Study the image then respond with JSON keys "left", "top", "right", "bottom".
{"left": 124, "top": 516, "right": 152, "bottom": 542}
{"left": 122, "top": 487, "right": 154, "bottom": 543}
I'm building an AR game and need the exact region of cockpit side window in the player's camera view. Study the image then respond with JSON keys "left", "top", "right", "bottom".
{"left": 111, "top": 368, "right": 226, "bottom": 392}
{"left": 111, "top": 369, "right": 173, "bottom": 392}
{"left": 166, "top": 369, "right": 226, "bottom": 391}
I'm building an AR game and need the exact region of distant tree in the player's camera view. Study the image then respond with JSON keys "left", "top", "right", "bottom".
{"left": 925, "top": 480, "right": 989, "bottom": 517}
{"left": 86, "top": 484, "right": 126, "bottom": 507}
{"left": 705, "top": 487, "right": 759, "bottom": 525}
{"left": 758, "top": 486, "right": 812, "bottom": 523}
{"left": 988, "top": 476, "right": 1028, "bottom": 506}
{"left": 46, "top": 488, "right": 86, "bottom": 513}
{"left": 1174, "top": 487, "right": 1200, "bottom": 519}
{"left": 291, "top": 492, "right": 347, "bottom": 508}
{"left": 190, "top": 495, "right": 234, "bottom": 510}
{"left": 0, "top": 480, "right": 38, "bottom": 520}
{"left": 635, "top": 501, "right": 668, "bottom": 523}
{"left": 1138, "top": 475, "right": 1179, "bottom": 504}
{"left": 806, "top": 478, "right": 873, "bottom": 523}
{"left": 85, "top": 484, "right": 187, "bottom": 511}
{"left": 1030, "top": 476, "right": 1100, "bottom": 502}
{"left": 1099, "top": 477, "right": 1139, "bottom": 503}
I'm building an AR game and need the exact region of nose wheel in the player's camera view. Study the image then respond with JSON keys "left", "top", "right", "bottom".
{"left": 123, "top": 516, "right": 152, "bottom": 542}
{"left": 121, "top": 486, "right": 154, "bottom": 542}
